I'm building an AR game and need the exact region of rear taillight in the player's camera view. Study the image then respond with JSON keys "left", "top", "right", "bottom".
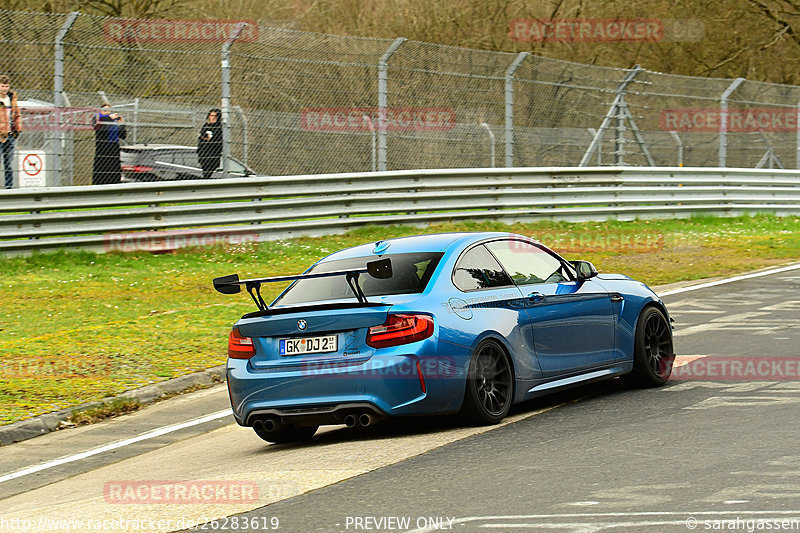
{"left": 228, "top": 328, "right": 255, "bottom": 359}
{"left": 121, "top": 164, "right": 154, "bottom": 173}
{"left": 366, "top": 314, "right": 434, "bottom": 349}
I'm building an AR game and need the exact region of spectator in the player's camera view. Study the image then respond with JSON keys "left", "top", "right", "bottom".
{"left": 197, "top": 108, "right": 222, "bottom": 179}
{"left": 0, "top": 74, "right": 22, "bottom": 189}
{"left": 92, "top": 104, "right": 126, "bottom": 185}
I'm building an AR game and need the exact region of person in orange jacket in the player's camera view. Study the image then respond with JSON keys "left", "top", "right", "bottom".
{"left": 0, "top": 74, "right": 22, "bottom": 189}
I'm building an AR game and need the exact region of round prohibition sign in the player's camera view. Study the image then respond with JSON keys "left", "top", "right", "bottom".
{"left": 22, "top": 154, "right": 43, "bottom": 176}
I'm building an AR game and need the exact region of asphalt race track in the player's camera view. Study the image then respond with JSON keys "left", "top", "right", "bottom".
{"left": 1, "top": 263, "right": 800, "bottom": 533}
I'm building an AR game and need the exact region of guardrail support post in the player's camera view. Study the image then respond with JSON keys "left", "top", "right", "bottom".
{"left": 719, "top": 77, "right": 745, "bottom": 168}
{"left": 377, "top": 37, "right": 406, "bottom": 172}
{"left": 53, "top": 11, "right": 79, "bottom": 187}
{"left": 504, "top": 52, "right": 528, "bottom": 168}
{"left": 221, "top": 23, "right": 247, "bottom": 179}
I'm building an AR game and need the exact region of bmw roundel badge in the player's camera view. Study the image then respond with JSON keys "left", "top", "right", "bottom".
{"left": 297, "top": 319, "right": 307, "bottom": 331}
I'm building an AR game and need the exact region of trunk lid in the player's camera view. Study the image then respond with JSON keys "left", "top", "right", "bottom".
{"left": 235, "top": 304, "right": 391, "bottom": 369}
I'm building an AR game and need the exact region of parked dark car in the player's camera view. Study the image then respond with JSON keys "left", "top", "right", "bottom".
{"left": 120, "top": 144, "right": 255, "bottom": 182}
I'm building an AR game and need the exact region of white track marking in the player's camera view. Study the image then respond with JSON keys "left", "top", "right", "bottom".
{"left": 3, "top": 265, "right": 797, "bottom": 488}
{"left": 0, "top": 409, "right": 232, "bottom": 484}
{"left": 658, "top": 263, "right": 800, "bottom": 297}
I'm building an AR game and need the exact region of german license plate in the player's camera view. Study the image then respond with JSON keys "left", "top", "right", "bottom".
{"left": 279, "top": 335, "right": 338, "bottom": 356}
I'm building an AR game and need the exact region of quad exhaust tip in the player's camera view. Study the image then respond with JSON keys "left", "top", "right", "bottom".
{"left": 253, "top": 417, "right": 283, "bottom": 432}
{"left": 263, "top": 417, "right": 282, "bottom": 432}
{"left": 344, "top": 412, "right": 378, "bottom": 428}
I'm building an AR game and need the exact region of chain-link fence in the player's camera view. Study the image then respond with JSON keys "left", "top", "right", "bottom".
{"left": 3, "top": 8, "right": 800, "bottom": 187}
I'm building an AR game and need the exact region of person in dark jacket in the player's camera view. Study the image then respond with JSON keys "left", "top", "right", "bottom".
{"left": 197, "top": 108, "right": 223, "bottom": 179}
{"left": 92, "top": 104, "right": 126, "bottom": 185}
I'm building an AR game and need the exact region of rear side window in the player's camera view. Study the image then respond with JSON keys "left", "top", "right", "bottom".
{"left": 453, "top": 245, "right": 513, "bottom": 292}
{"left": 485, "top": 240, "right": 569, "bottom": 286}
{"left": 274, "top": 252, "right": 443, "bottom": 306}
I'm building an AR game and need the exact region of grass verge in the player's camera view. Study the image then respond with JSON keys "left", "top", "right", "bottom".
{"left": 67, "top": 397, "right": 142, "bottom": 426}
{"left": 1, "top": 213, "right": 799, "bottom": 425}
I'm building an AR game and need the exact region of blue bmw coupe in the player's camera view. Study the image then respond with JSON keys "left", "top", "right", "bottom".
{"left": 213, "top": 232, "right": 674, "bottom": 443}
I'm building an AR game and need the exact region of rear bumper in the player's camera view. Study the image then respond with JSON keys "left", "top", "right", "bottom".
{"left": 246, "top": 402, "right": 387, "bottom": 427}
{"left": 227, "top": 350, "right": 466, "bottom": 426}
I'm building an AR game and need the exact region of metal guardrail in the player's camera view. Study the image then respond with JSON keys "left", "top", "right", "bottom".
{"left": 2, "top": 167, "right": 800, "bottom": 254}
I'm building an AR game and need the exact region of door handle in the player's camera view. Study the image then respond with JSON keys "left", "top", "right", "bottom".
{"left": 611, "top": 294, "right": 624, "bottom": 302}
{"left": 528, "top": 291, "right": 545, "bottom": 303}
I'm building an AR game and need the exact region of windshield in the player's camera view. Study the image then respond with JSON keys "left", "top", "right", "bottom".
{"left": 274, "top": 252, "right": 443, "bottom": 306}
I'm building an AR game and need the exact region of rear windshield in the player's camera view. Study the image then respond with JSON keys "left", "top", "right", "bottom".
{"left": 274, "top": 252, "right": 443, "bottom": 306}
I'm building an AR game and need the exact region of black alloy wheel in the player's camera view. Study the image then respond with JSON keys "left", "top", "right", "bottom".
{"left": 461, "top": 339, "right": 513, "bottom": 425}
{"left": 628, "top": 306, "right": 674, "bottom": 387}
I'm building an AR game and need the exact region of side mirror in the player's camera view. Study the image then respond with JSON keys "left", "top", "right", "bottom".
{"left": 571, "top": 260, "right": 598, "bottom": 281}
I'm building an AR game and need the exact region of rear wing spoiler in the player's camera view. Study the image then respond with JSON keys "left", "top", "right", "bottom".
{"left": 212, "top": 258, "right": 393, "bottom": 311}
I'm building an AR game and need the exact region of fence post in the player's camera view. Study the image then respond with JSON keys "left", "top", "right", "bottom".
{"left": 363, "top": 115, "right": 377, "bottom": 172}
{"left": 614, "top": 99, "right": 626, "bottom": 165}
{"left": 233, "top": 105, "right": 248, "bottom": 166}
{"left": 579, "top": 66, "right": 642, "bottom": 167}
{"left": 377, "top": 37, "right": 406, "bottom": 172}
{"left": 221, "top": 22, "right": 247, "bottom": 179}
{"left": 133, "top": 97, "right": 139, "bottom": 143}
{"left": 719, "top": 77, "right": 745, "bottom": 168}
{"left": 481, "top": 122, "right": 496, "bottom": 167}
{"left": 504, "top": 52, "right": 528, "bottom": 168}
{"left": 669, "top": 131, "right": 683, "bottom": 167}
{"left": 53, "top": 11, "right": 79, "bottom": 187}
{"left": 796, "top": 100, "right": 800, "bottom": 169}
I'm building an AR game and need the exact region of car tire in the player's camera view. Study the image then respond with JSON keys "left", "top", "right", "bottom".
{"left": 253, "top": 423, "right": 318, "bottom": 444}
{"left": 460, "top": 339, "right": 513, "bottom": 425}
{"left": 626, "top": 306, "right": 674, "bottom": 387}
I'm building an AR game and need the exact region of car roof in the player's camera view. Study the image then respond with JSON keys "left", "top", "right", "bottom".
{"left": 319, "top": 232, "right": 519, "bottom": 261}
